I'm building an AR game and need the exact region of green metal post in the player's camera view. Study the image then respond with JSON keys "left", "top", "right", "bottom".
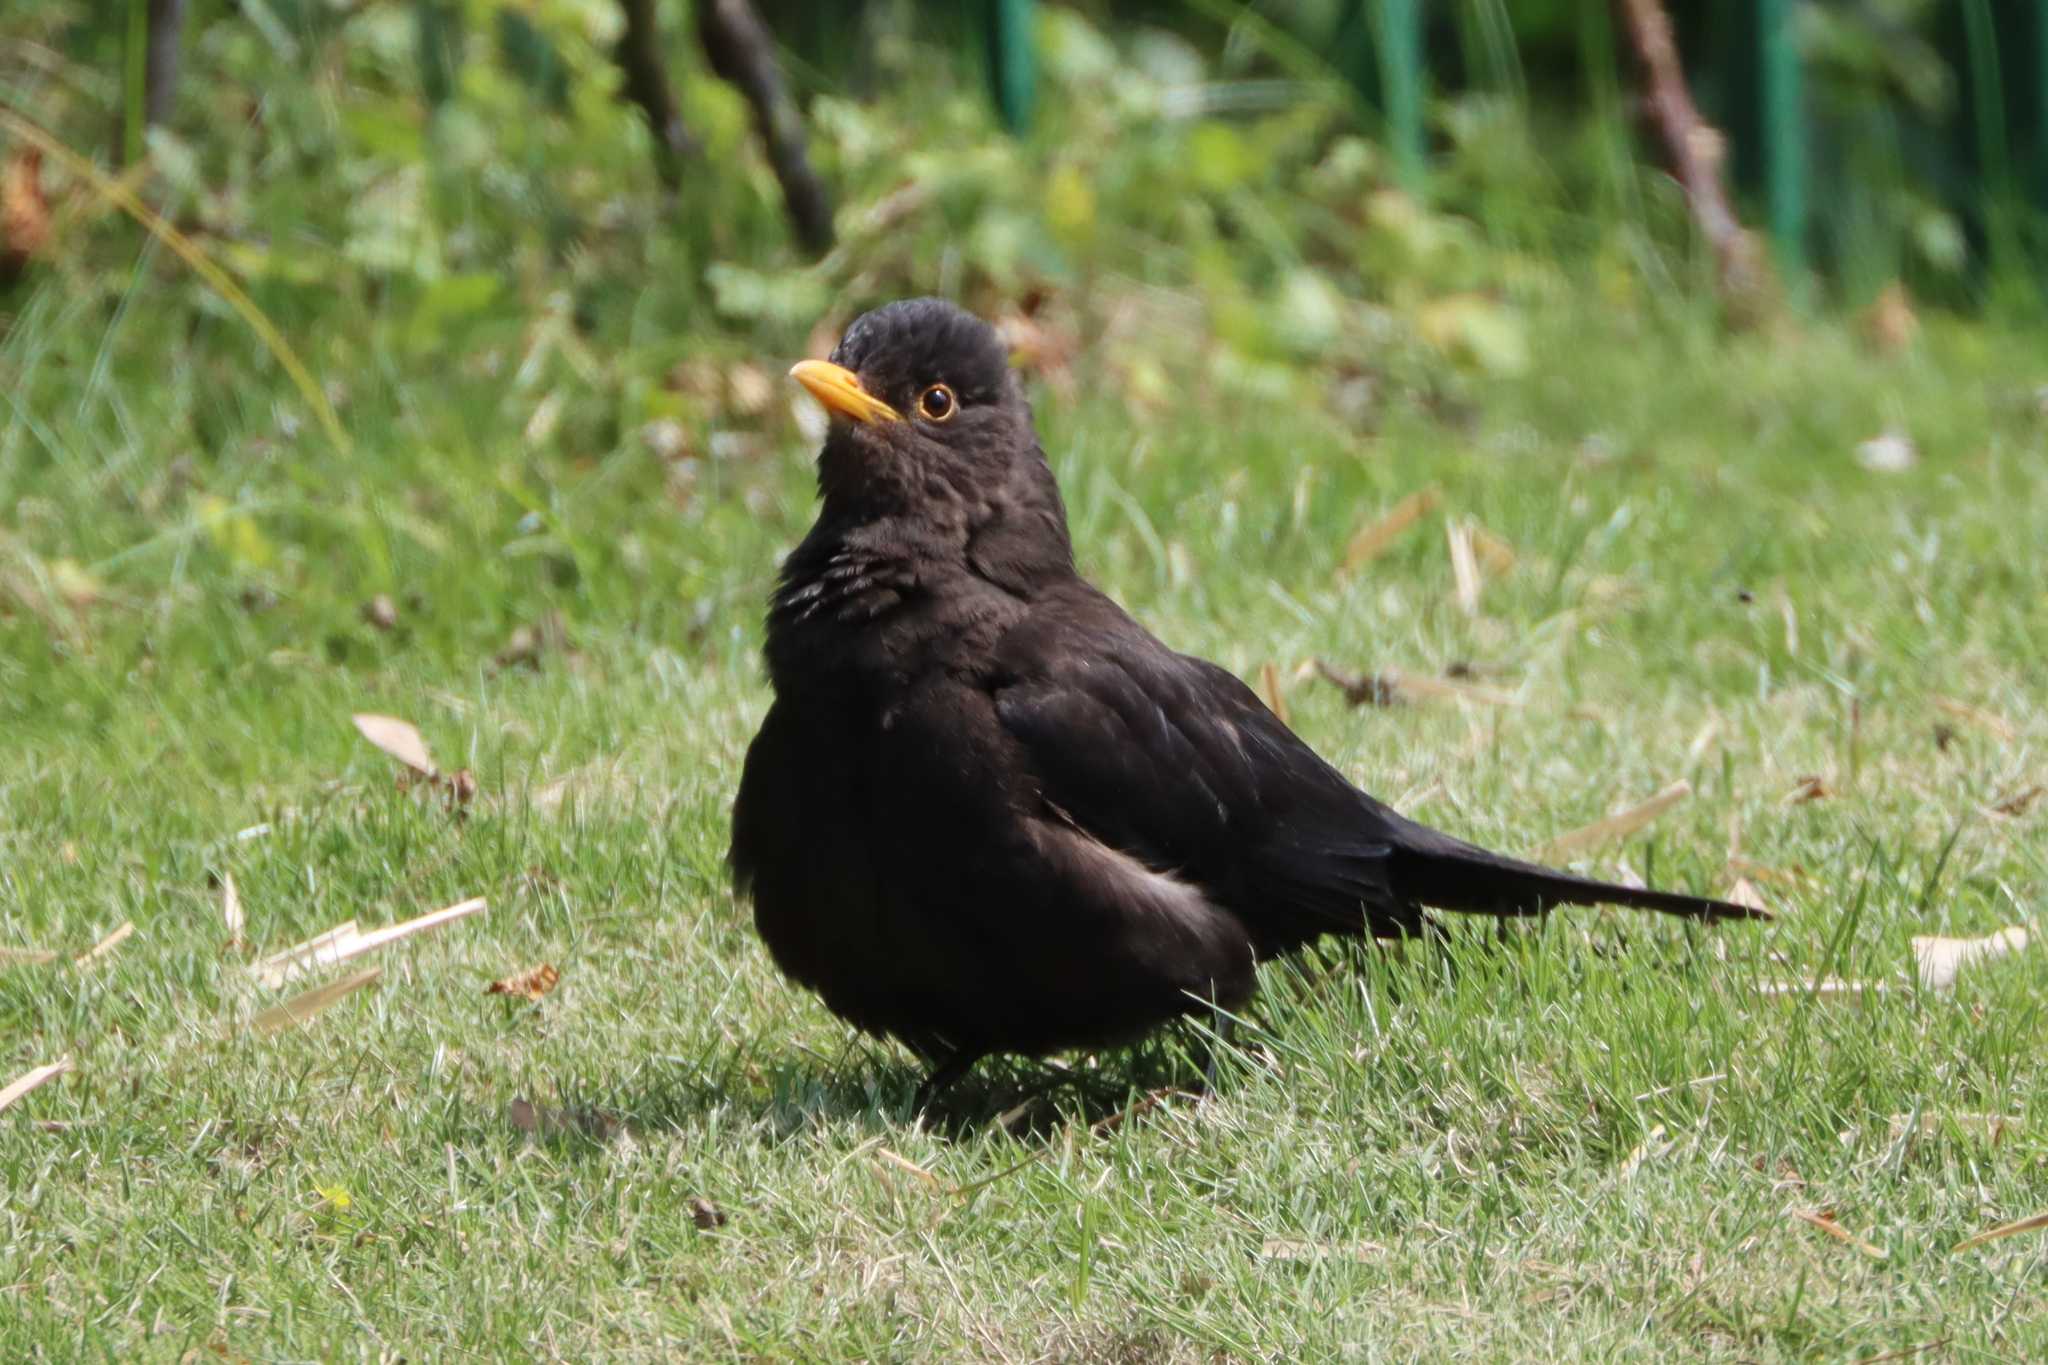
{"left": 989, "top": 0, "right": 1036, "bottom": 134}
{"left": 1372, "top": 0, "right": 1425, "bottom": 191}
{"left": 1759, "top": 0, "right": 1806, "bottom": 285}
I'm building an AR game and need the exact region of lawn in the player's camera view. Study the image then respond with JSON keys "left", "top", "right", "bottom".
{"left": 3, "top": 251, "right": 2045, "bottom": 1360}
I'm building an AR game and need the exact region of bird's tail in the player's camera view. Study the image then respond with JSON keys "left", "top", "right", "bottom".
{"left": 1388, "top": 824, "right": 1766, "bottom": 923}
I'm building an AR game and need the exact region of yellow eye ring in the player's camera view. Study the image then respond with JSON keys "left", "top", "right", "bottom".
{"left": 916, "top": 384, "right": 957, "bottom": 421}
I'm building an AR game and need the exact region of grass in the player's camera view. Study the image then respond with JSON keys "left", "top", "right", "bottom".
{"left": 2, "top": 9, "right": 2046, "bottom": 1349}
{"left": 3, "top": 266, "right": 2045, "bottom": 1359}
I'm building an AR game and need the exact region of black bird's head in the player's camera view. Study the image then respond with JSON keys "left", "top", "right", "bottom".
{"left": 789, "top": 299, "right": 1055, "bottom": 530}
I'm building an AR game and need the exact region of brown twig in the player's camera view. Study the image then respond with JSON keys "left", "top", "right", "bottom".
{"left": 614, "top": 0, "right": 694, "bottom": 187}
{"left": 697, "top": 0, "right": 834, "bottom": 255}
{"left": 1614, "top": 0, "right": 1772, "bottom": 320}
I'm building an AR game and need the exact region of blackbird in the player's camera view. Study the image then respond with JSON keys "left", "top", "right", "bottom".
{"left": 731, "top": 298, "right": 1761, "bottom": 1098}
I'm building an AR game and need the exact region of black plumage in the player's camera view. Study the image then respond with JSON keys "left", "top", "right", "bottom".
{"left": 731, "top": 298, "right": 1761, "bottom": 1094}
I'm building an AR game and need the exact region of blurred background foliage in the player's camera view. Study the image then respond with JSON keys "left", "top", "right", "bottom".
{"left": 0, "top": 0, "right": 2043, "bottom": 445}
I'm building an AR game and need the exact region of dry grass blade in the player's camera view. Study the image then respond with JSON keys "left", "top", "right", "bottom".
{"left": 1535, "top": 780, "right": 1691, "bottom": 860}
{"left": 1987, "top": 784, "right": 2043, "bottom": 818}
{"left": 351, "top": 713, "right": 437, "bottom": 776}
{"left": 874, "top": 1147, "right": 944, "bottom": 1191}
{"left": 0, "top": 110, "right": 349, "bottom": 455}
{"left": 1340, "top": 487, "right": 1439, "bottom": 574}
{"left": 250, "top": 966, "right": 382, "bottom": 1035}
{"left": 1725, "top": 878, "right": 1768, "bottom": 913}
{"left": 222, "top": 871, "right": 245, "bottom": 946}
{"left": 251, "top": 920, "right": 360, "bottom": 989}
{"left": 1912, "top": 925, "right": 2030, "bottom": 991}
{"left": 1257, "top": 662, "right": 1290, "bottom": 726}
{"left": 1757, "top": 979, "right": 1888, "bottom": 1005}
{"left": 1447, "top": 519, "right": 1482, "bottom": 615}
{"left": 1, "top": 946, "right": 58, "bottom": 967}
{"left": 1953, "top": 1210, "right": 2048, "bottom": 1253}
{"left": 1888, "top": 1112, "right": 2018, "bottom": 1145}
{"left": 1258, "top": 1237, "right": 1386, "bottom": 1262}
{"left": 1792, "top": 1207, "right": 1887, "bottom": 1259}
{"left": 485, "top": 963, "right": 561, "bottom": 1001}
{"left": 0, "top": 1056, "right": 72, "bottom": 1116}
{"left": 1469, "top": 523, "right": 1516, "bottom": 577}
{"left": 255, "top": 898, "right": 486, "bottom": 988}
{"left": 1381, "top": 668, "right": 1521, "bottom": 708}
{"left": 74, "top": 921, "right": 135, "bottom": 969}
{"left": 1932, "top": 696, "right": 2015, "bottom": 743}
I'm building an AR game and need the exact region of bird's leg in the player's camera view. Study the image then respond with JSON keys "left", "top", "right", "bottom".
{"left": 912, "top": 1047, "right": 984, "bottom": 1111}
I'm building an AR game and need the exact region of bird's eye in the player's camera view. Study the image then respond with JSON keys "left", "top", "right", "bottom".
{"left": 916, "top": 384, "right": 956, "bottom": 421}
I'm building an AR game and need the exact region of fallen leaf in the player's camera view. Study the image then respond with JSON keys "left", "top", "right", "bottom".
{"left": 1856, "top": 431, "right": 1917, "bottom": 473}
{"left": 361, "top": 595, "right": 398, "bottom": 631}
{"left": 1339, "top": 487, "right": 1440, "bottom": 575}
{"left": 1953, "top": 1210, "right": 2048, "bottom": 1253}
{"left": 250, "top": 967, "right": 382, "bottom": 1035}
{"left": 689, "top": 1196, "right": 728, "bottom": 1230}
{"left": 0, "top": 147, "right": 50, "bottom": 283}
{"left": 1932, "top": 696, "right": 2014, "bottom": 744}
{"left": 485, "top": 962, "right": 561, "bottom": 1001}
{"left": 351, "top": 713, "right": 437, "bottom": 776}
{"left": 0, "top": 1056, "right": 71, "bottom": 1116}
{"left": 1792, "top": 1207, "right": 1887, "bottom": 1259}
{"left": 507, "top": 1096, "right": 624, "bottom": 1142}
{"left": 1313, "top": 660, "right": 1400, "bottom": 707}
{"left": 74, "top": 921, "right": 135, "bottom": 969}
{"left": 1257, "top": 662, "right": 1290, "bottom": 726}
{"left": 1860, "top": 282, "right": 1918, "bottom": 354}
{"left": 1534, "top": 781, "right": 1691, "bottom": 860}
{"left": 1987, "top": 784, "right": 2042, "bottom": 818}
{"left": 1912, "top": 925, "right": 2030, "bottom": 991}
{"left": 1725, "top": 878, "right": 1768, "bottom": 913}
{"left": 1783, "top": 775, "right": 1833, "bottom": 804}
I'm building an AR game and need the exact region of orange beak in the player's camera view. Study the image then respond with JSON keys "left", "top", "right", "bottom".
{"left": 788, "top": 360, "right": 901, "bottom": 426}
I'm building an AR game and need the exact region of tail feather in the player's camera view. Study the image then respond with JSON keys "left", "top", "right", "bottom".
{"left": 1389, "top": 826, "right": 1766, "bottom": 924}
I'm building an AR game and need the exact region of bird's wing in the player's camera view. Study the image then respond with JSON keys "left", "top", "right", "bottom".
{"left": 988, "top": 588, "right": 1417, "bottom": 946}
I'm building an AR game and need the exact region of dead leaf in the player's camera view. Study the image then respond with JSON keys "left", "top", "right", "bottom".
{"left": 250, "top": 967, "right": 382, "bottom": 1035}
{"left": 1987, "top": 784, "right": 2042, "bottom": 818}
{"left": 1534, "top": 781, "right": 1691, "bottom": 860}
{"left": 1912, "top": 925, "right": 2030, "bottom": 991}
{"left": 361, "top": 595, "right": 398, "bottom": 631}
{"left": 1313, "top": 660, "right": 1400, "bottom": 707}
{"left": 1932, "top": 696, "right": 2015, "bottom": 744}
{"left": 0, "top": 1056, "right": 71, "bottom": 1116}
{"left": 1469, "top": 523, "right": 1516, "bottom": 577}
{"left": 1339, "top": 487, "right": 1440, "bottom": 575}
{"left": 0, "top": 147, "right": 50, "bottom": 283}
{"left": 507, "top": 1096, "right": 623, "bottom": 1142}
{"left": 1953, "top": 1210, "right": 2048, "bottom": 1253}
{"left": 689, "top": 1196, "right": 728, "bottom": 1230}
{"left": 351, "top": 713, "right": 437, "bottom": 777}
{"left": 74, "top": 921, "right": 134, "bottom": 969}
{"left": 1257, "top": 662, "right": 1290, "bottom": 727}
{"left": 485, "top": 962, "right": 561, "bottom": 1001}
{"left": 1783, "top": 775, "right": 1833, "bottom": 804}
{"left": 1792, "top": 1207, "right": 1887, "bottom": 1259}
{"left": 1725, "top": 878, "right": 1768, "bottom": 913}
{"left": 1860, "top": 282, "right": 1918, "bottom": 354}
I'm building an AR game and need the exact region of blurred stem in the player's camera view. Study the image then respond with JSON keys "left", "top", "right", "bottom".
{"left": 1960, "top": 0, "right": 2019, "bottom": 274}
{"left": 1370, "top": 0, "right": 1426, "bottom": 192}
{"left": 988, "top": 0, "right": 1036, "bottom": 134}
{"left": 122, "top": 0, "right": 146, "bottom": 164}
{"left": 614, "top": 0, "right": 693, "bottom": 187}
{"left": 697, "top": 0, "right": 835, "bottom": 255}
